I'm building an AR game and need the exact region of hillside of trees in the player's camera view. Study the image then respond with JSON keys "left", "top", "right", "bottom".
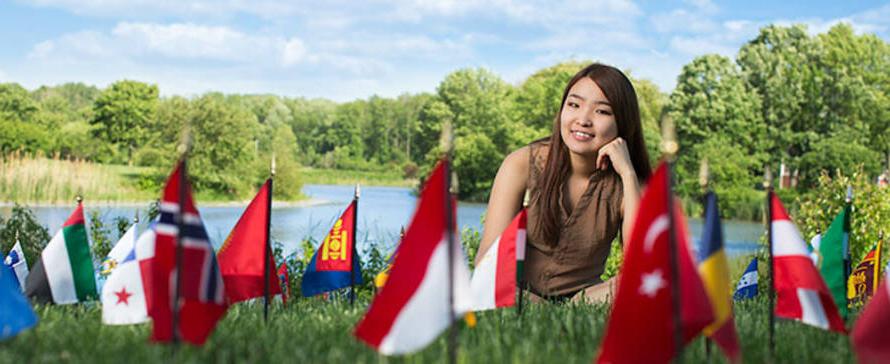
{"left": 1, "top": 23, "right": 887, "bottom": 217}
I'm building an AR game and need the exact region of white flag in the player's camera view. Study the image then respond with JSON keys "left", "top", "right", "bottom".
{"left": 4, "top": 241, "right": 29, "bottom": 291}
{"left": 101, "top": 226, "right": 154, "bottom": 325}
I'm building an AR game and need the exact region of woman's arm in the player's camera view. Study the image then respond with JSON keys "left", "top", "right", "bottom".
{"left": 474, "top": 147, "right": 529, "bottom": 267}
{"left": 595, "top": 137, "right": 641, "bottom": 244}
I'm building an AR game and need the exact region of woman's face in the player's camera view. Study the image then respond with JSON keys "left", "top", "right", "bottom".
{"left": 559, "top": 77, "right": 618, "bottom": 158}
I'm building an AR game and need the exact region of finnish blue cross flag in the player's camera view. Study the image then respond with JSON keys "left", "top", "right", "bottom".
{"left": 733, "top": 257, "right": 758, "bottom": 300}
{"left": 1, "top": 253, "right": 37, "bottom": 340}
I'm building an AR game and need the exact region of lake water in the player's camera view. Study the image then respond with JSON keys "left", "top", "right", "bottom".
{"left": 1, "top": 184, "right": 764, "bottom": 259}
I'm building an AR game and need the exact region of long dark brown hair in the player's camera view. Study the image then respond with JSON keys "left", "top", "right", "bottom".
{"left": 535, "top": 63, "right": 651, "bottom": 245}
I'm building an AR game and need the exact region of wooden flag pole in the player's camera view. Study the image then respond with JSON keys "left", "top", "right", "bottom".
{"left": 517, "top": 189, "right": 530, "bottom": 317}
{"left": 844, "top": 185, "right": 853, "bottom": 313}
{"left": 172, "top": 130, "right": 191, "bottom": 345}
{"left": 350, "top": 184, "right": 360, "bottom": 306}
{"left": 661, "top": 115, "right": 684, "bottom": 363}
{"left": 699, "top": 158, "right": 712, "bottom": 363}
{"left": 263, "top": 156, "right": 275, "bottom": 322}
{"left": 765, "top": 166, "right": 775, "bottom": 362}
{"left": 442, "top": 121, "right": 458, "bottom": 364}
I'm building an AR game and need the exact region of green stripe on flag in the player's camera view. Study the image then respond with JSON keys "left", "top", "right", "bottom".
{"left": 62, "top": 223, "right": 97, "bottom": 301}
{"left": 820, "top": 204, "right": 850, "bottom": 318}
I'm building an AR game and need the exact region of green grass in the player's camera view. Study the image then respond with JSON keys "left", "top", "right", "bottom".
{"left": 300, "top": 167, "right": 416, "bottom": 188}
{"left": 0, "top": 296, "right": 857, "bottom": 363}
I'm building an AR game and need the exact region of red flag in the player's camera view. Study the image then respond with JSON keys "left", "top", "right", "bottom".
{"left": 853, "top": 272, "right": 890, "bottom": 363}
{"left": 217, "top": 179, "right": 281, "bottom": 304}
{"left": 596, "top": 162, "right": 714, "bottom": 364}
{"left": 770, "top": 193, "right": 846, "bottom": 333}
{"left": 277, "top": 263, "right": 289, "bottom": 305}
{"left": 316, "top": 201, "right": 356, "bottom": 272}
{"left": 144, "top": 161, "right": 228, "bottom": 345}
{"left": 353, "top": 159, "right": 474, "bottom": 355}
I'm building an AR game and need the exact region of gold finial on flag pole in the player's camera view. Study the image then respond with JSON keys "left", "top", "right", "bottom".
{"left": 355, "top": 184, "right": 361, "bottom": 199}
{"left": 439, "top": 120, "right": 455, "bottom": 158}
{"left": 660, "top": 115, "right": 678, "bottom": 160}
{"left": 271, "top": 153, "right": 277, "bottom": 178}
{"left": 75, "top": 195, "right": 83, "bottom": 204}
{"left": 523, "top": 189, "right": 531, "bottom": 208}
{"left": 134, "top": 210, "right": 139, "bottom": 224}
{"left": 698, "top": 158, "right": 710, "bottom": 192}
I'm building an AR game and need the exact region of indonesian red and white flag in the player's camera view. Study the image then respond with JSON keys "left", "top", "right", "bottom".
{"left": 852, "top": 271, "right": 890, "bottom": 363}
{"left": 470, "top": 209, "right": 526, "bottom": 311}
{"left": 353, "top": 159, "right": 474, "bottom": 355}
{"left": 770, "top": 192, "right": 846, "bottom": 333}
{"left": 596, "top": 162, "right": 715, "bottom": 364}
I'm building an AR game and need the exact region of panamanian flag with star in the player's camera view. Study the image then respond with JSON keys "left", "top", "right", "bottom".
{"left": 101, "top": 223, "right": 156, "bottom": 325}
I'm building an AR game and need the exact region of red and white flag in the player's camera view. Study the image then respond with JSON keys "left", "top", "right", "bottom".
{"left": 470, "top": 209, "right": 526, "bottom": 310}
{"left": 852, "top": 271, "right": 890, "bottom": 363}
{"left": 145, "top": 161, "right": 229, "bottom": 345}
{"left": 353, "top": 159, "right": 474, "bottom": 355}
{"left": 596, "top": 162, "right": 714, "bottom": 364}
{"left": 770, "top": 192, "right": 846, "bottom": 333}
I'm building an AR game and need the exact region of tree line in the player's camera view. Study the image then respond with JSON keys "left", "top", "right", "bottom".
{"left": 0, "top": 23, "right": 887, "bottom": 218}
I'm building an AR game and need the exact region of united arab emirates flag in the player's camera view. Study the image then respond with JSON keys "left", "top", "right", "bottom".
{"left": 24, "top": 202, "right": 98, "bottom": 304}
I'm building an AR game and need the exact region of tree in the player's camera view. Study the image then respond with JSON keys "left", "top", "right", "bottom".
{"left": 90, "top": 80, "right": 159, "bottom": 164}
{"left": 186, "top": 93, "right": 257, "bottom": 197}
{"left": 669, "top": 54, "right": 766, "bottom": 214}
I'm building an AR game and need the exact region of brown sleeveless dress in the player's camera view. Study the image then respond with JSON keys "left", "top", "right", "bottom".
{"left": 524, "top": 140, "right": 624, "bottom": 298}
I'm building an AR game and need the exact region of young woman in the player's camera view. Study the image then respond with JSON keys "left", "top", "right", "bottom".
{"left": 474, "top": 63, "right": 651, "bottom": 303}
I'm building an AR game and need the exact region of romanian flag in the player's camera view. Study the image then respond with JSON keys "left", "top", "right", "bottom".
{"left": 696, "top": 192, "right": 741, "bottom": 363}
{"left": 301, "top": 200, "right": 362, "bottom": 297}
{"left": 848, "top": 238, "right": 883, "bottom": 308}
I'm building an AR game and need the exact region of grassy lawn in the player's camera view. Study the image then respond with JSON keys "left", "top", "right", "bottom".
{"left": 0, "top": 295, "right": 856, "bottom": 363}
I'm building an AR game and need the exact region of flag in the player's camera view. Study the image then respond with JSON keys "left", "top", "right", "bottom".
{"left": 301, "top": 200, "right": 362, "bottom": 297}
{"left": 470, "top": 208, "right": 527, "bottom": 311}
{"left": 277, "top": 263, "right": 289, "bottom": 305}
{"left": 848, "top": 239, "right": 882, "bottom": 308}
{"left": 374, "top": 253, "right": 395, "bottom": 290}
{"left": 770, "top": 192, "right": 846, "bottom": 333}
{"left": 852, "top": 271, "right": 890, "bottom": 363}
{"left": 354, "top": 159, "right": 474, "bottom": 355}
{"left": 596, "top": 162, "right": 714, "bottom": 364}
{"left": 3, "top": 240, "right": 28, "bottom": 291}
{"left": 0, "top": 260, "right": 37, "bottom": 340}
{"left": 145, "top": 161, "right": 228, "bottom": 345}
{"left": 819, "top": 203, "right": 851, "bottom": 318}
{"left": 375, "top": 231, "right": 403, "bottom": 290}
{"left": 696, "top": 192, "right": 741, "bottom": 362}
{"left": 101, "top": 223, "right": 137, "bottom": 276}
{"left": 733, "top": 257, "right": 758, "bottom": 300}
{"left": 217, "top": 179, "right": 281, "bottom": 304}
{"left": 102, "top": 224, "right": 155, "bottom": 325}
{"left": 808, "top": 233, "right": 821, "bottom": 266}
{"left": 24, "top": 202, "right": 97, "bottom": 304}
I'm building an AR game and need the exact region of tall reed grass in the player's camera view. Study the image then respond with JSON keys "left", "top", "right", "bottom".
{"left": 0, "top": 153, "right": 152, "bottom": 204}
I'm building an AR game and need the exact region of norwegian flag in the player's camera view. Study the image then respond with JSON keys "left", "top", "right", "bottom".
{"left": 144, "top": 160, "right": 228, "bottom": 345}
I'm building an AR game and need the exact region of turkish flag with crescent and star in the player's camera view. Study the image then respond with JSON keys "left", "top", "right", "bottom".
{"left": 596, "top": 162, "right": 715, "bottom": 364}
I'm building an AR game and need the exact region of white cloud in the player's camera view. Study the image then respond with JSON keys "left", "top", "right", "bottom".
{"left": 281, "top": 38, "right": 307, "bottom": 66}
{"left": 651, "top": 9, "right": 718, "bottom": 34}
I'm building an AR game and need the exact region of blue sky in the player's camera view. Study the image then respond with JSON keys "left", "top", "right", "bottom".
{"left": 1, "top": 0, "right": 888, "bottom": 101}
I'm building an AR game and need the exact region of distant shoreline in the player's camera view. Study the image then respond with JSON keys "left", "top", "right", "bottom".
{"left": 0, "top": 197, "right": 332, "bottom": 208}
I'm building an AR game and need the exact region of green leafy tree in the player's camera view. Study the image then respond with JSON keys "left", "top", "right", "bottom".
{"left": 0, "top": 204, "right": 52, "bottom": 267}
{"left": 90, "top": 80, "right": 159, "bottom": 164}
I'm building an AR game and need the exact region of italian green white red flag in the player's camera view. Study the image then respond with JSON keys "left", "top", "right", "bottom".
{"left": 24, "top": 202, "right": 98, "bottom": 304}
{"left": 470, "top": 209, "right": 526, "bottom": 310}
